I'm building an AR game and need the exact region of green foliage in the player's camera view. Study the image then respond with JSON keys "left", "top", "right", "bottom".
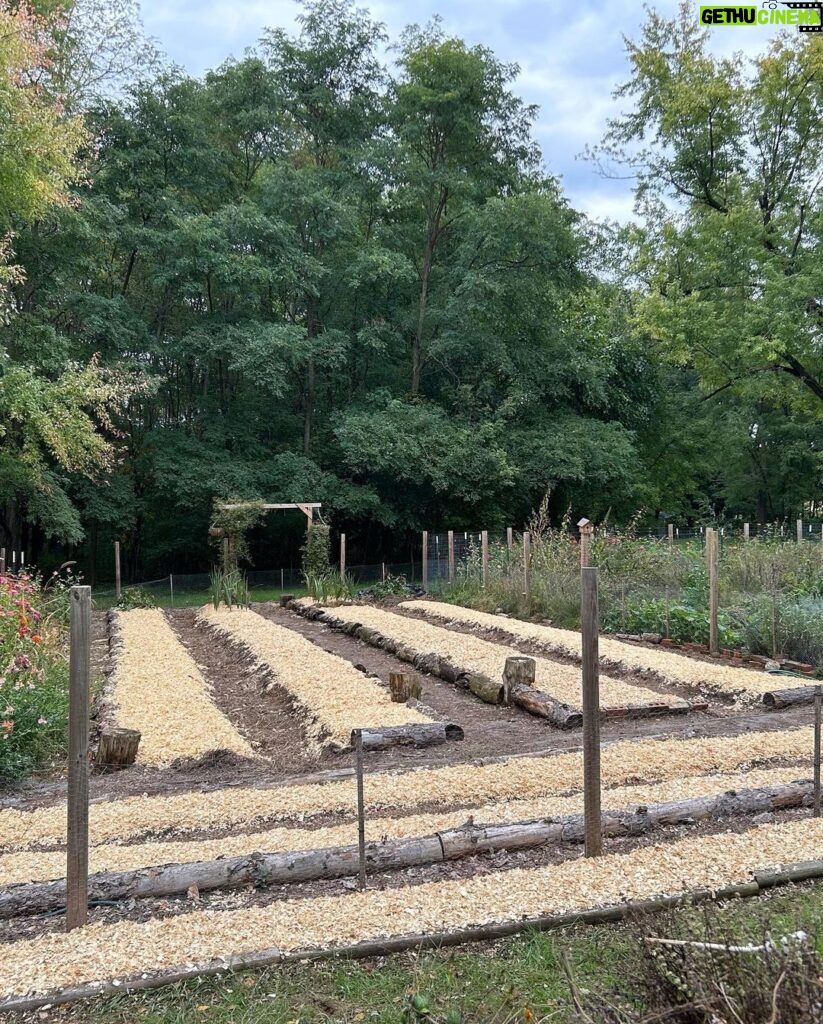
{"left": 301, "top": 524, "right": 331, "bottom": 580}
{"left": 0, "top": 571, "right": 69, "bottom": 783}
{"left": 116, "top": 587, "right": 157, "bottom": 610}
{"left": 305, "top": 570, "right": 356, "bottom": 603}
{"left": 368, "top": 573, "right": 414, "bottom": 598}
{"left": 209, "top": 568, "right": 250, "bottom": 610}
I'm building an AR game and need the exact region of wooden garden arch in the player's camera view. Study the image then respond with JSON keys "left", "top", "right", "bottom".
{"left": 214, "top": 502, "right": 322, "bottom": 568}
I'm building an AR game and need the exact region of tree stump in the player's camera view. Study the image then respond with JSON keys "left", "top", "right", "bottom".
{"left": 503, "top": 656, "right": 536, "bottom": 705}
{"left": 95, "top": 727, "right": 141, "bottom": 769}
{"left": 389, "top": 672, "right": 421, "bottom": 703}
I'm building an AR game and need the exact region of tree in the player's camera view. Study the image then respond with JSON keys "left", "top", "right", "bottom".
{"left": 599, "top": 8, "right": 823, "bottom": 422}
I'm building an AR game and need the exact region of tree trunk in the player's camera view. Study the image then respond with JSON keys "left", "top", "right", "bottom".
{"left": 95, "top": 728, "right": 141, "bottom": 770}
{"left": 763, "top": 685, "right": 819, "bottom": 708}
{"left": 354, "top": 722, "right": 464, "bottom": 751}
{"left": 510, "top": 685, "right": 583, "bottom": 728}
{"left": 466, "top": 673, "right": 504, "bottom": 705}
{"left": 389, "top": 672, "right": 421, "bottom": 703}
{"left": 503, "top": 657, "right": 535, "bottom": 704}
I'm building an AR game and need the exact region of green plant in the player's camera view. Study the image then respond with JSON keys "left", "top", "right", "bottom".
{"left": 210, "top": 498, "right": 267, "bottom": 571}
{"left": 116, "top": 586, "right": 157, "bottom": 610}
{"left": 305, "top": 570, "right": 355, "bottom": 603}
{"left": 0, "top": 570, "right": 69, "bottom": 783}
{"left": 369, "top": 573, "right": 413, "bottom": 598}
{"left": 210, "top": 568, "right": 250, "bottom": 610}
{"left": 302, "top": 524, "right": 331, "bottom": 580}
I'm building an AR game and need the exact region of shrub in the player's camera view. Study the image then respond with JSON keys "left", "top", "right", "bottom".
{"left": 116, "top": 586, "right": 157, "bottom": 610}
{"left": 0, "top": 571, "right": 69, "bottom": 784}
{"left": 302, "top": 524, "right": 331, "bottom": 580}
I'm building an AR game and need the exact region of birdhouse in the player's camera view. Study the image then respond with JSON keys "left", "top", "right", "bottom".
{"left": 577, "top": 518, "right": 594, "bottom": 535}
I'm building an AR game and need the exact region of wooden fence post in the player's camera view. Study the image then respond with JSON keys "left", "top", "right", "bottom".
{"left": 578, "top": 518, "right": 593, "bottom": 568}
{"left": 667, "top": 523, "right": 674, "bottom": 549}
{"left": 507, "top": 527, "right": 513, "bottom": 552}
{"left": 354, "top": 729, "right": 366, "bottom": 890}
{"left": 67, "top": 585, "right": 91, "bottom": 930}
{"left": 707, "top": 528, "right": 719, "bottom": 654}
{"left": 797, "top": 518, "right": 803, "bottom": 544}
{"left": 743, "top": 522, "right": 750, "bottom": 541}
{"left": 815, "top": 686, "right": 822, "bottom": 819}
{"left": 0, "top": 548, "right": 5, "bottom": 573}
{"left": 340, "top": 533, "right": 346, "bottom": 578}
{"left": 481, "top": 530, "right": 489, "bottom": 589}
{"left": 114, "top": 541, "right": 121, "bottom": 603}
{"left": 447, "top": 531, "right": 455, "bottom": 583}
{"left": 422, "top": 531, "right": 428, "bottom": 592}
{"left": 581, "top": 567, "right": 601, "bottom": 858}
{"left": 522, "top": 531, "right": 531, "bottom": 604}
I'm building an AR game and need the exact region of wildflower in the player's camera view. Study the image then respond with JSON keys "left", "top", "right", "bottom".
{"left": 30, "top": 634, "right": 41, "bottom": 644}
{"left": 16, "top": 626, "right": 29, "bottom": 637}
{"left": 1, "top": 720, "right": 13, "bottom": 732}
{"left": 37, "top": 717, "right": 48, "bottom": 726}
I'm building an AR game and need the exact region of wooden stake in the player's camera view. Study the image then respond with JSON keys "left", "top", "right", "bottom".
{"left": 447, "top": 531, "right": 455, "bottom": 583}
{"left": 114, "top": 541, "right": 121, "bottom": 602}
{"left": 815, "top": 686, "right": 822, "bottom": 819}
{"left": 67, "top": 586, "right": 91, "bottom": 930}
{"left": 798, "top": 519, "right": 804, "bottom": 544}
{"left": 354, "top": 729, "right": 366, "bottom": 890}
{"left": 667, "top": 523, "right": 674, "bottom": 549}
{"left": 481, "top": 530, "right": 489, "bottom": 589}
{"left": 0, "top": 548, "right": 5, "bottom": 573}
{"left": 507, "top": 527, "right": 513, "bottom": 552}
{"left": 280, "top": 568, "right": 284, "bottom": 592}
{"left": 581, "top": 567, "right": 601, "bottom": 858}
{"left": 522, "top": 531, "right": 531, "bottom": 604}
{"left": 422, "top": 531, "right": 428, "bottom": 592}
{"left": 744, "top": 522, "right": 750, "bottom": 541}
{"left": 707, "top": 528, "right": 719, "bottom": 655}
{"left": 169, "top": 575, "right": 174, "bottom": 608}
{"left": 382, "top": 562, "right": 386, "bottom": 582}
{"left": 340, "top": 533, "right": 346, "bottom": 578}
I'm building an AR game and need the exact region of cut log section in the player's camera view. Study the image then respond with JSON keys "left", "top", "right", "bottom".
{"left": 503, "top": 656, "right": 535, "bottom": 704}
{"left": 355, "top": 722, "right": 464, "bottom": 751}
{"left": 466, "top": 673, "right": 504, "bottom": 705}
{"left": 94, "top": 727, "right": 141, "bottom": 770}
{"left": 763, "top": 685, "right": 820, "bottom": 709}
{"left": 389, "top": 672, "right": 421, "bottom": 703}
{"left": 510, "top": 684, "right": 582, "bottom": 728}
{"left": 0, "top": 778, "right": 811, "bottom": 920}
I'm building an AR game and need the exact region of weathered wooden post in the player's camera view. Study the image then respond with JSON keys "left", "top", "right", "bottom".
{"left": 707, "top": 527, "right": 719, "bottom": 654}
{"left": 798, "top": 519, "right": 804, "bottom": 544}
{"left": 522, "top": 531, "right": 531, "bottom": 604}
{"left": 447, "top": 530, "right": 455, "bottom": 583}
{"left": 667, "top": 523, "right": 674, "bottom": 549}
{"left": 67, "top": 585, "right": 91, "bottom": 930}
{"left": 340, "top": 533, "right": 346, "bottom": 578}
{"left": 581, "top": 567, "right": 601, "bottom": 858}
{"left": 503, "top": 656, "right": 535, "bottom": 706}
{"left": 0, "top": 548, "right": 5, "bottom": 573}
{"left": 815, "top": 686, "right": 822, "bottom": 819}
{"left": 114, "top": 541, "right": 121, "bottom": 603}
{"left": 481, "top": 530, "right": 489, "bottom": 589}
{"left": 169, "top": 574, "right": 174, "bottom": 608}
{"left": 578, "top": 518, "right": 593, "bottom": 569}
{"left": 507, "top": 527, "right": 513, "bottom": 552}
{"left": 422, "top": 531, "right": 428, "bottom": 592}
{"left": 354, "top": 729, "right": 366, "bottom": 890}
{"left": 743, "top": 522, "right": 750, "bottom": 542}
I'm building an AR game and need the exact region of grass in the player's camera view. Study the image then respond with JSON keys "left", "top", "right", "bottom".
{"left": 92, "top": 586, "right": 309, "bottom": 611}
{"left": 29, "top": 884, "right": 823, "bottom": 1024}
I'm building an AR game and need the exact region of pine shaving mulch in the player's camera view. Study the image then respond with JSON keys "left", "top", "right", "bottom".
{"left": 0, "top": 726, "right": 812, "bottom": 853}
{"left": 3, "top": 818, "right": 823, "bottom": 999}
{"left": 198, "top": 606, "right": 432, "bottom": 751}
{"left": 402, "top": 600, "right": 794, "bottom": 700}
{"left": 314, "top": 603, "right": 690, "bottom": 712}
{"left": 0, "top": 763, "right": 810, "bottom": 887}
{"left": 111, "top": 610, "right": 255, "bottom": 767}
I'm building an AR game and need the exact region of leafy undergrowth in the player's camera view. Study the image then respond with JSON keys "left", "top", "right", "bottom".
{"left": 0, "top": 570, "right": 70, "bottom": 784}
{"left": 29, "top": 885, "right": 823, "bottom": 1024}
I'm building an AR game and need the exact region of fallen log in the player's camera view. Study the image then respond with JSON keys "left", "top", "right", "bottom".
{"left": 355, "top": 723, "right": 464, "bottom": 751}
{"left": 466, "top": 673, "right": 504, "bottom": 705}
{"left": 510, "top": 684, "right": 583, "bottom": 728}
{"left": 763, "top": 685, "right": 819, "bottom": 709}
{"left": 0, "top": 779, "right": 811, "bottom": 920}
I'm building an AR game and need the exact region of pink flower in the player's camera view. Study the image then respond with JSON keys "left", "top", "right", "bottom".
{"left": 37, "top": 717, "right": 47, "bottom": 726}
{"left": 1, "top": 720, "right": 13, "bottom": 732}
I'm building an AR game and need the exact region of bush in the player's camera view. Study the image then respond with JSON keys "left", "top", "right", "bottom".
{"left": 302, "top": 524, "right": 331, "bottom": 580}
{"left": 116, "top": 586, "right": 157, "bottom": 610}
{"left": 0, "top": 571, "right": 69, "bottom": 784}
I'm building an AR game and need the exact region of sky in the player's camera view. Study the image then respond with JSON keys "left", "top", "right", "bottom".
{"left": 138, "top": 0, "right": 789, "bottom": 221}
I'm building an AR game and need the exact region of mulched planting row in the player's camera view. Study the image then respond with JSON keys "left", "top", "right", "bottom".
{"left": 402, "top": 600, "right": 802, "bottom": 701}
{"left": 2, "top": 818, "right": 823, "bottom": 1000}
{"left": 304, "top": 602, "right": 693, "bottom": 715}
{"left": 198, "top": 606, "right": 433, "bottom": 751}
